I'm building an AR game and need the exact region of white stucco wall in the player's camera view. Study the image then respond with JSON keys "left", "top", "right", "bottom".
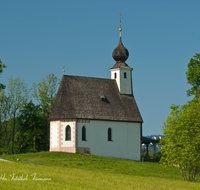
{"left": 110, "top": 68, "right": 133, "bottom": 95}
{"left": 77, "top": 120, "right": 141, "bottom": 161}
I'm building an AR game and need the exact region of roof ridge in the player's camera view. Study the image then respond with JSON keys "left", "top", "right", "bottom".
{"left": 64, "top": 75, "right": 113, "bottom": 81}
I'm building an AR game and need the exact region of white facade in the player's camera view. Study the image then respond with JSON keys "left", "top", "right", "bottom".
{"left": 77, "top": 120, "right": 141, "bottom": 161}
{"left": 109, "top": 67, "right": 133, "bottom": 95}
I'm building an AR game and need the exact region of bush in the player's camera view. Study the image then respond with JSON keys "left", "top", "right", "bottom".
{"left": 156, "top": 150, "right": 162, "bottom": 162}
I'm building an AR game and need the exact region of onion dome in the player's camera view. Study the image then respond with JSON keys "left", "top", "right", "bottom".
{"left": 112, "top": 32, "right": 129, "bottom": 63}
{"left": 110, "top": 14, "right": 132, "bottom": 70}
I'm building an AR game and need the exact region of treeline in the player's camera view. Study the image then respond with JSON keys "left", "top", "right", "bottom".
{"left": 0, "top": 72, "right": 60, "bottom": 154}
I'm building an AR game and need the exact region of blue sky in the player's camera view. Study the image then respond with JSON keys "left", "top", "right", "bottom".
{"left": 0, "top": 0, "right": 199, "bottom": 135}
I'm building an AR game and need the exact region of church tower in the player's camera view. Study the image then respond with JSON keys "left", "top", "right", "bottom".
{"left": 110, "top": 14, "right": 133, "bottom": 95}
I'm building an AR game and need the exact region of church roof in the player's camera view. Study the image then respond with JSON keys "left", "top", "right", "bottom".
{"left": 49, "top": 75, "right": 143, "bottom": 123}
{"left": 110, "top": 61, "right": 133, "bottom": 70}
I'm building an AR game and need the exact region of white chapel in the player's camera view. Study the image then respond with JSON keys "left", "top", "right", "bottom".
{"left": 49, "top": 19, "right": 143, "bottom": 161}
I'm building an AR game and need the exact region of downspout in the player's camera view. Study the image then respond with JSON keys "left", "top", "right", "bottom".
{"left": 75, "top": 119, "right": 78, "bottom": 153}
{"left": 140, "top": 123, "right": 143, "bottom": 161}
{"left": 130, "top": 69, "right": 134, "bottom": 96}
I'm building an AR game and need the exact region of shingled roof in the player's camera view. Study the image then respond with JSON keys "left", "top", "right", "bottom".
{"left": 49, "top": 75, "right": 143, "bottom": 123}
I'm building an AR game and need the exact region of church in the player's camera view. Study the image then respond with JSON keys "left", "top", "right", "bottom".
{"left": 49, "top": 19, "right": 143, "bottom": 161}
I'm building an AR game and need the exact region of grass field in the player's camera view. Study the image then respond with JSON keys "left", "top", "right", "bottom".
{"left": 1, "top": 152, "right": 200, "bottom": 190}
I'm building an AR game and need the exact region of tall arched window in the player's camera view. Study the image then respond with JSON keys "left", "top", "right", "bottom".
{"left": 124, "top": 72, "right": 127, "bottom": 78}
{"left": 114, "top": 73, "right": 117, "bottom": 79}
{"left": 108, "top": 128, "right": 112, "bottom": 141}
{"left": 65, "top": 125, "right": 71, "bottom": 141}
{"left": 82, "top": 126, "right": 86, "bottom": 141}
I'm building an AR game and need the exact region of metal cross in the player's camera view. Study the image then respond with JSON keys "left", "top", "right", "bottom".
{"left": 119, "top": 12, "right": 123, "bottom": 28}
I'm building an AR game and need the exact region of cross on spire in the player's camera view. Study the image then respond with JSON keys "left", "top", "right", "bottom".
{"left": 119, "top": 12, "right": 123, "bottom": 28}
{"left": 119, "top": 12, "right": 123, "bottom": 37}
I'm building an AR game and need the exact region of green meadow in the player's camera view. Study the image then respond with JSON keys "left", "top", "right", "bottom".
{"left": 1, "top": 152, "right": 200, "bottom": 190}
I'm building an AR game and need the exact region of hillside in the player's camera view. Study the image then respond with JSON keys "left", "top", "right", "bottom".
{"left": 1, "top": 152, "right": 200, "bottom": 190}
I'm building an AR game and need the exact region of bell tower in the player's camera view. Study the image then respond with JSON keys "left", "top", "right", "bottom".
{"left": 109, "top": 13, "right": 133, "bottom": 95}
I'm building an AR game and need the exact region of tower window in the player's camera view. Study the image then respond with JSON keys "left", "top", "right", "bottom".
{"left": 108, "top": 128, "right": 112, "bottom": 141}
{"left": 124, "top": 72, "right": 127, "bottom": 78}
{"left": 65, "top": 125, "right": 71, "bottom": 141}
{"left": 114, "top": 73, "right": 117, "bottom": 79}
{"left": 82, "top": 126, "right": 86, "bottom": 141}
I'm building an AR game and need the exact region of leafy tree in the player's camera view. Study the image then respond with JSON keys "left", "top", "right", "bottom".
{"left": 7, "top": 77, "right": 29, "bottom": 154}
{"left": 0, "top": 90, "right": 11, "bottom": 151}
{"left": 16, "top": 101, "right": 48, "bottom": 153}
{"left": 32, "top": 73, "right": 59, "bottom": 111}
{"left": 160, "top": 101, "right": 200, "bottom": 182}
{"left": 32, "top": 73, "right": 59, "bottom": 147}
{"left": 186, "top": 53, "right": 200, "bottom": 98}
{"left": 0, "top": 59, "right": 7, "bottom": 91}
{"left": 161, "top": 53, "right": 200, "bottom": 182}
{"left": 156, "top": 150, "right": 162, "bottom": 162}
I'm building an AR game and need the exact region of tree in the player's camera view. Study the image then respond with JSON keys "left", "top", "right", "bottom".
{"left": 161, "top": 53, "right": 200, "bottom": 182}
{"left": 17, "top": 101, "right": 48, "bottom": 153}
{"left": 186, "top": 53, "right": 200, "bottom": 98}
{"left": 32, "top": 73, "right": 59, "bottom": 148}
{"left": 0, "top": 59, "right": 7, "bottom": 91}
{"left": 0, "top": 90, "right": 11, "bottom": 151}
{"left": 160, "top": 101, "right": 200, "bottom": 182}
{"left": 7, "top": 77, "right": 29, "bottom": 154}
{"left": 32, "top": 73, "right": 59, "bottom": 110}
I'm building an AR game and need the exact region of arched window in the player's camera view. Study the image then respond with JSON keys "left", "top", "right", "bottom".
{"left": 124, "top": 72, "right": 127, "bottom": 78}
{"left": 65, "top": 125, "right": 71, "bottom": 141}
{"left": 82, "top": 126, "right": 86, "bottom": 141}
{"left": 114, "top": 73, "right": 117, "bottom": 79}
{"left": 108, "top": 128, "right": 112, "bottom": 141}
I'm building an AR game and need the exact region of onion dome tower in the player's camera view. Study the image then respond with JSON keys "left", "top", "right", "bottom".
{"left": 112, "top": 28, "right": 129, "bottom": 67}
{"left": 110, "top": 14, "right": 133, "bottom": 95}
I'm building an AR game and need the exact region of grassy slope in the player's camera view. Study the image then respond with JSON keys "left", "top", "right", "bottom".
{"left": 1, "top": 152, "right": 200, "bottom": 190}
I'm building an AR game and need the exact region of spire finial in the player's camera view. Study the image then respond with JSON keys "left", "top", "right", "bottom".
{"left": 112, "top": 12, "right": 129, "bottom": 63}
{"left": 63, "top": 66, "right": 65, "bottom": 76}
{"left": 119, "top": 12, "right": 123, "bottom": 37}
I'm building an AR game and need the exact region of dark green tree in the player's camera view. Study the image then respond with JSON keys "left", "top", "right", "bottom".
{"left": 0, "top": 91, "right": 11, "bottom": 152}
{"left": 0, "top": 59, "right": 7, "bottom": 91}
{"left": 0, "top": 59, "right": 7, "bottom": 148}
{"left": 186, "top": 53, "right": 200, "bottom": 98}
{"left": 17, "top": 101, "right": 48, "bottom": 153}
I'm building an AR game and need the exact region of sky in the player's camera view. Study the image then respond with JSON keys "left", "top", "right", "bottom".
{"left": 0, "top": 0, "right": 199, "bottom": 136}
